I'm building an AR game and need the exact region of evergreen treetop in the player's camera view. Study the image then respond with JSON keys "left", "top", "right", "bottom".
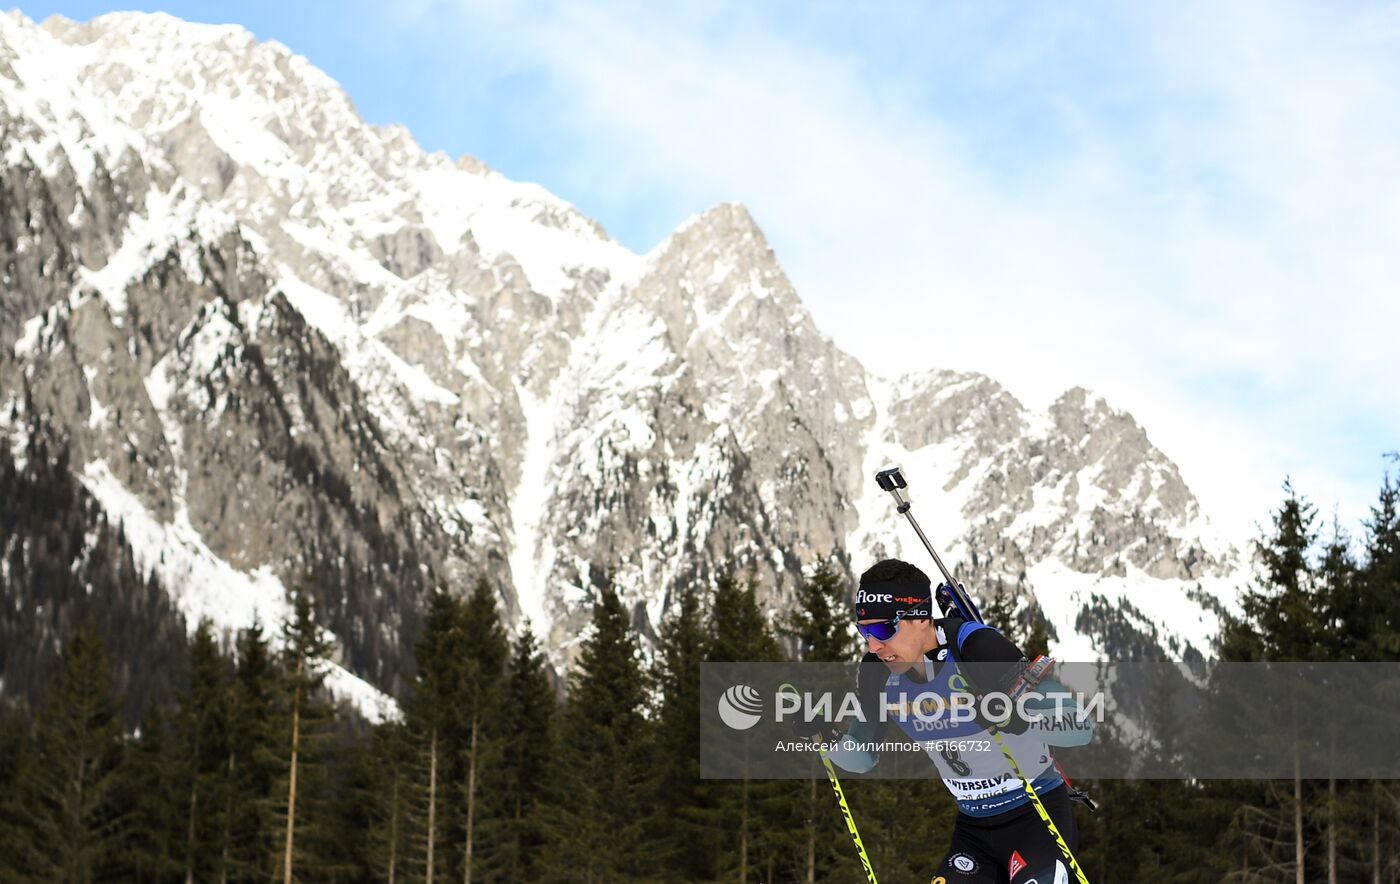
{"left": 783, "top": 558, "right": 860, "bottom": 663}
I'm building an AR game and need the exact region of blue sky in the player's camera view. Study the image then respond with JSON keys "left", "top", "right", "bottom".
{"left": 18, "top": 1, "right": 1400, "bottom": 548}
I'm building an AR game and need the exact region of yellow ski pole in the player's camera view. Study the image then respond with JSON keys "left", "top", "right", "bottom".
{"left": 781, "top": 683, "right": 879, "bottom": 883}
{"left": 819, "top": 753, "right": 879, "bottom": 884}
{"left": 989, "top": 728, "right": 1091, "bottom": 884}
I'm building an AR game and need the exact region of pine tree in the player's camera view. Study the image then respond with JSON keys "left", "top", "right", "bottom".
{"left": 981, "top": 580, "right": 1021, "bottom": 646}
{"left": 0, "top": 704, "right": 37, "bottom": 877}
{"left": 225, "top": 619, "right": 287, "bottom": 881}
{"left": 352, "top": 720, "right": 412, "bottom": 883}
{"left": 709, "top": 572, "right": 782, "bottom": 664}
{"left": 1316, "top": 516, "right": 1364, "bottom": 659}
{"left": 779, "top": 557, "right": 869, "bottom": 883}
{"left": 1220, "top": 479, "right": 1322, "bottom": 663}
{"left": 1113, "top": 665, "right": 1223, "bottom": 883}
{"left": 535, "top": 580, "right": 656, "bottom": 882}
{"left": 1075, "top": 674, "right": 1138, "bottom": 882}
{"left": 967, "top": 579, "right": 1050, "bottom": 657}
{"left": 454, "top": 578, "right": 509, "bottom": 883}
{"left": 10, "top": 622, "right": 129, "bottom": 881}
{"left": 784, "top": 557, "right": 859, "bottom": 664}
{"left": 405, "top": 589, "right": 467, "bottom": 882}
{"left": 1312, "top": 516, "right": 1366, "bottom": 884}
{"left": 1023, "top": 611, "right": 1052, "bottom": 659}
{"left": 1360, "top": 473, "right": 1400, "bottom": 880}
{"left": 1363, "top": 473, "right": 1400, "bottom": 660}
{"left": 119, "top": 706, "right": 184, "bottom": 882}
{"left": 707, "top": 572, "right": 792, "bottom": 882}
{"left": 498, "top": 622, "right": 553, "bottom": 882}
{"left": 276, "top": 589, "right": 336, "bottom": 882}
{"left": 0, "top": 426, "right": 187, "bottom": 726}
{"left": 172, "top": 620, "right": 234, "bottom": 883}
{"left": 1217, "top": 481, "right": 1325, "bottom": 882}
{"left": 650, "top": 579, "right": 717, "bottom": 881}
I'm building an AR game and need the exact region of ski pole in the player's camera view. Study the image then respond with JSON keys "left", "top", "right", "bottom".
{"left": 820, "top": 755, "right": 878, "bottom": 884}
{"left": 988, "top": 728, "right": 1091, "bottom": 884}
{"left": 780, "top": 683, "right": 878, "bottom": 884}
{"left": 874, "top": 466, "right": 982, "bottom": 622}
{"left": 873, "top": 465, "right": 1091, "bottom": 884}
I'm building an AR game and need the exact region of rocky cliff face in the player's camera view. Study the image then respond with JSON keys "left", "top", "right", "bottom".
{"left": 1, "top": 11, "right": 1243, "bottom": 711}
{"left": 523, "top": 202, "right": 877, "bottom": 652}
{"left": 852, "top": 372, "right": 1234, "bottom": 661}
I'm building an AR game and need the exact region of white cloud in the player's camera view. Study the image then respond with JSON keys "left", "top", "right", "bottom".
{"left": 396, "top": 0, "right": 1400, "bottom": 546}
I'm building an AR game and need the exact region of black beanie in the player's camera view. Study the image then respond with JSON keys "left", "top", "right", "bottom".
{"left": 854, "top": 560, "right": 933, "bottom": 621}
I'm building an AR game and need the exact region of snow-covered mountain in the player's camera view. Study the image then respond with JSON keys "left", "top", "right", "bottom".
{"left": 0, "top": 10, "right": 1244, "bottom": 711}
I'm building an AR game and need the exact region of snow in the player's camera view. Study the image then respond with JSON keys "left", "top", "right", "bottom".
{"left": 1, "top": 8, "right": 1256, "bottom": 678}
{"left": 321, "top": 665, "right": 400, "bottom": 724}
{"left": 1005, "top": 473, "right": 1073, "bottom": 538}
{"left": 82, "top": 366, "right": 109, "bottom": 428}
{"left": 195, "top": 92, "right": 297, "bottom": 176}
{"left": 581, "top": 304, "right": 675, "bottom": 391}
{"left": 848, "top": 376, "right": 985, "bottom": 579}
{"left": 186, "top": 301, "right": 239, "bottom": 376}
{"left": 508, "top": 381, "right": 560, "bottom": 629}
{"left": 281, "top": 223, "right": 403, "bottom": 290}
{"left": 143, "top": 349, "right": 184, "bottom": 459}
{"left": 78, "top": 189, "right": 242, "bottom": 324}
{"left": 447, "top": 496, "right": 494, "bottom": 540}
{"left": 12, "top": 311, "right": 51, "bottom": 359}
{"left": 668, "top": 441, "right": 707, "bottom": 561}
{"left": 394, "top": 288, "right": 473, "bottom": 344}
{"left": 689, "top": 284, "right": 753, "bottom": 343}
{"left": 79, "top": 459, "right": 399, "bottom": 723}
{"left": 1027, "top": 558, "right": 1226, "bottom": 662}
{"left": 1181, "top": 511, "right": 1239, "bottom": 565}
{"left": 850, "top": 372, "right": 1247, "bottom": 663}
{"left": 0, "top": 12, "right": 146, "bottom": 186}
{"left": 275, "top": 271, "right": 358, "bottom": 341}
{"left": 81, "top": 458, "right": 286, "bottom": 631}
{"left": 1072, "top": 463, "right": 1109, "bottom": 526}
{"left": 375, "top": 344, "right": 459, "bottom": 407}
{"left": 276, "top": 267, "right": 459, "bottom": 454}
{"left": 407, "top": 162, "right": 641, "bottom": 303}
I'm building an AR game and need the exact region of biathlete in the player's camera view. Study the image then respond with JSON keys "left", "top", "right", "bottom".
{"left": 801, "top": 559, "right": 1095, "bottom": 884}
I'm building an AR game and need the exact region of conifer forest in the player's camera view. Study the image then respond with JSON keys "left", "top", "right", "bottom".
{"left": 3, "top": 430, "right": 1400, "bottom": 882}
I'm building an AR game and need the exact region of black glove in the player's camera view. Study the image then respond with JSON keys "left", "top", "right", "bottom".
{"left": 980, "top": 656, "right": 1056, "bottom": 735}
{"left": 790, "top": 715, "right": 844, "bottom": 743}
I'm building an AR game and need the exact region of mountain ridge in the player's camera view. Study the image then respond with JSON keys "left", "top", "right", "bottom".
{"left": 0, "top": 11, "right": 1245, "bottom": 716}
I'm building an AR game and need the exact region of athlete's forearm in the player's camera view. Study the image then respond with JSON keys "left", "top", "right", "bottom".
{"left": 1021, "top": 677, "right": 1096, "bottom": 746}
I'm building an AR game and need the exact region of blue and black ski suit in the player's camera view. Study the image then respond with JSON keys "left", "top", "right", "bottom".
{"left": 827, "top": 617, "right": 1094, "bottom": 883}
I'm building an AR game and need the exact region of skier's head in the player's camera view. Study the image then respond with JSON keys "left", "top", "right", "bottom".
{"left": 855, "top": 559, "right": 936, "bottom": 668}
